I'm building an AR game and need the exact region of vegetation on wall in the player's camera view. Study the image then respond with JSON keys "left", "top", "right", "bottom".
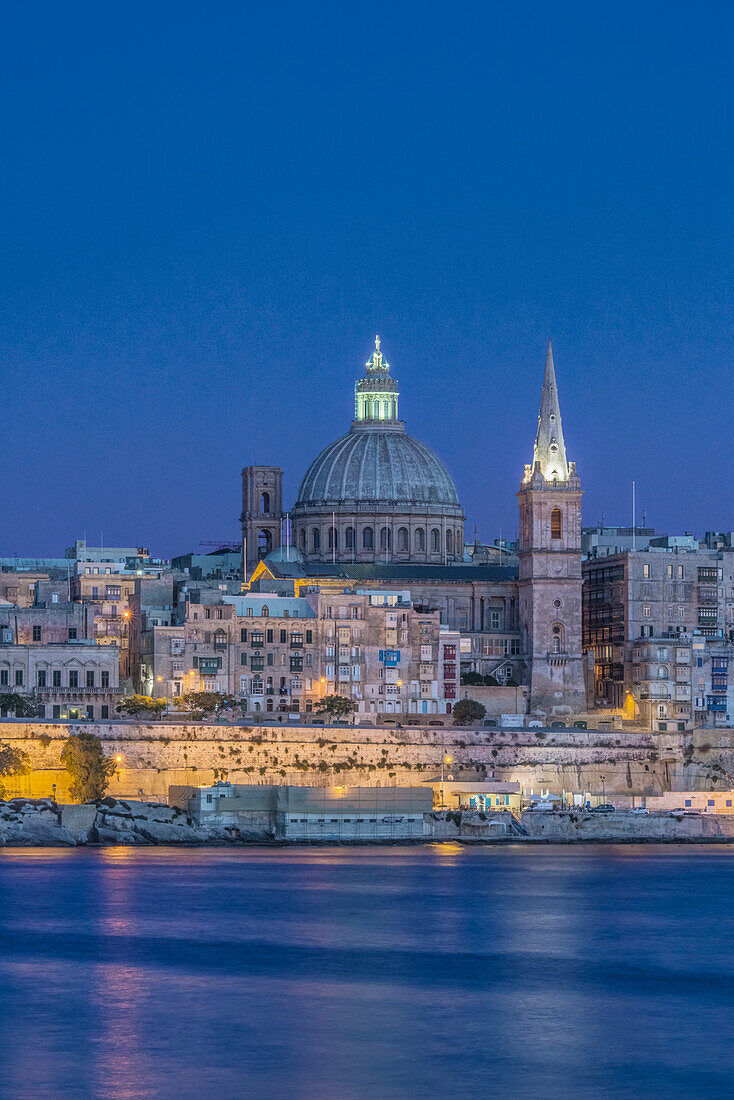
{"left": 0, "top": 692, "right": 40, "bottom": 718}
{"left": 0, "top": 742, "right": 32, "bottom": 798}
{"left": 452, "top": 699, "right": 487, "bottom": 726}
{"left": 117, "top": 695, "right": 167, "bottom": 718}
{"left": 176, "top": 692, "right": 238, "bottom": 720}
{"left": 314, "top": 695, "right": 357, "bottom": 720}
{"left": 61, "top": 733, "right": 117, "bottom": 803}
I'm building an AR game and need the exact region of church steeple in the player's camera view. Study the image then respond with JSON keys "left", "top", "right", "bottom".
{"left": 527, "top": 341, "right": 569, "bottom": 483}
{"left": 354, "top": 336, "right": 400, "bottom": 424}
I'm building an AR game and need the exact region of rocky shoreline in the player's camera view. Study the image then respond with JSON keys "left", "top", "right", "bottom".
{"left": 0, "top": 798, "right": 272, "bottom": 846}
{"left": 4, "top": 798, "right": 734, "bottom": 847}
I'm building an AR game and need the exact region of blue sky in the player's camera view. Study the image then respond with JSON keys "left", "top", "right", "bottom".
{"left": 1, "top": 0, "right": 731, "bottom": 556}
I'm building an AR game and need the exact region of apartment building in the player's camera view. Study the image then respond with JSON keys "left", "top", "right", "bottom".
{"left": 583, "top": 544, "right": 734, "bottom": 709}
{"left": 133, "top": 587, "right": 458, "bottom": 718}
{"left": 0, "top": 639, "right": 120, "bottom": 720}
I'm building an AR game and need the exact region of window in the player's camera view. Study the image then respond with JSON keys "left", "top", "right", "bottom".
{"left": 69, "top": 670, "right": 78, "bottom": 688}
{"left": 642, "top": 605, "right": 650, "bottom": 617}
{"left": 267, "top": 653, "right": 274, "bottom": 666}
{"left": 306, "top": 629, "right": 312, "bottom": 643}
{"left": 101, "top": 671, "right": 109, "bottom": 688}
{"left": 32, "top": 625, "right": 42, "bottom": 641}
{"left": 105, "top": 585, "right": 121, "bottom": 599}
{"left": 86, "top": 670, "right": 95, "bottom": 688}
{"left": 398, "top": 527, "right": 409, "bottom": 552}
{"left": 299, "top": 529, "right": 306, "bottom": 552}
{"left": 0, "top": 670, "right": 7, "bottom": 686}
{"left": 643, "top": 563, "right": 651, "bottom": 579}
{"left": 280, "top": 629, "right": 287, "bottom": 643}
{"left": 240, "top": 628, "right": 247, "bottom": 642}
{"left": 446, "top": 530, "right": 453, "bottom": 555}
{"left": 328, "top": 527, "right": 338, "bottom": 552}
{"left": 431, "top": 528, "right": 440, "bottom": 552}
{"left": 266, "top": 628, "right": 273, "bottom": 643}
{"left": 37, "top": 670, "right": 46, "bottom": 687}
{"left": 490, "top": 610, "right": 501, "bottom": 630}
{"left": 678, "top": 565, "right": 684, "bottom": 579}
{"left": 551, "top": 508, "right": 563, "bottom": 539}
{"left": 345, "top": 526, "right": 354, "bottom": 550}
{"left": 312, "top": 528, "right": 320, "bottom": 551}
{"left": 414, "top": 528, "right": 425, "bottom": 552}
{"left": 363, "top": 527, "right": 374, "bottom": 550}
{"left": 68, "top": 628, "right": 77, "bottom": 640}
{"left": 52, "top": 670, "right": 61, "bottom": 687}
{"left": 260, "top": 491, "right": 270, "bottom": 514}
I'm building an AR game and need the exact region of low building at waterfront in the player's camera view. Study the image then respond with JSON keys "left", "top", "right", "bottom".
{"left": 170, "top": 782, "right": 433, "bottom": 839}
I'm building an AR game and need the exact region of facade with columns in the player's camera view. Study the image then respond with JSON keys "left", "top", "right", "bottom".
{"left": 242, "top": 339, "right": 585, "bottom": 714}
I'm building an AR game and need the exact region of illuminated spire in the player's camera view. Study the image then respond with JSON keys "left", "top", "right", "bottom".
{"left": 531, "top": 341, "right": 569, "bottom": 482}
{"left": 355, "top": 336, "right": 399, "bottom": 423}
{"left": 366, "top": 335, "right": 389, "bottom": 373}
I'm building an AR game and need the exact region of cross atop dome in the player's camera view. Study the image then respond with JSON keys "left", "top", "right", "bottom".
{"left": 366, "top": 334, "right": 389, "bottom": 373}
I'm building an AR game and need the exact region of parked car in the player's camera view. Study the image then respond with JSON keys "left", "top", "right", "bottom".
{"left": 668, "top": 808, "right": 700, "bottom": 817}
{"left": 630, "top": 806, "right": 649, "bottom": 815}
{"left": 593, "top": 804, "right": 616, "bottom": 813}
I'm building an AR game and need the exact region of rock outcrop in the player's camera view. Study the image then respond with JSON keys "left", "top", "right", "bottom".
{"left": 0, "top": 798, "right": 255, "bottom": 846}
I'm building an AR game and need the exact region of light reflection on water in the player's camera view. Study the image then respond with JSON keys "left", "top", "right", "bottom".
{"left": 0, "top": 845, "right": 733, "bottom": 1099}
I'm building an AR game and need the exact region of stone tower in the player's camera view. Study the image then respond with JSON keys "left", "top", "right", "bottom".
{"left": 518, "top": 343, "right": 585, "bottom": 714}
{"left": 240, "top": 466, "right": 283, "bottom": 575}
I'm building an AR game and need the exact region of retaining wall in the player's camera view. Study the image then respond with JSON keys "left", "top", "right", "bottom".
{"left": 0, "top": 720, "right": 696, "bottom": 802}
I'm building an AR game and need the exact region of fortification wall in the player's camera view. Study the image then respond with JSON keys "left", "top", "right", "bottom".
{"left": 0, "top": 720, "right": 696, "bottom": 802}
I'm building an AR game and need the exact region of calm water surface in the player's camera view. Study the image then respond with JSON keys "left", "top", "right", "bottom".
{"left": 0, "top": 844, "right": 733, "bottom": 1099}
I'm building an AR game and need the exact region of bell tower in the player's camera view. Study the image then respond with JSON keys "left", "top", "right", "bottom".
{"left": 518, "top": 343, "right": 585, "bottom": 714}
{"left": 240, "top": 466, "right": 283, "bottom": 575}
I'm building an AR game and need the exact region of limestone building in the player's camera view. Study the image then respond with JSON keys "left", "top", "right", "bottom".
{"left": 239, "top": 339, "right": 585, "bottom": 715}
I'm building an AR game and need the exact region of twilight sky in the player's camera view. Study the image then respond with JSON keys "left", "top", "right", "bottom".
{"left": 1, "top": 1, "right": 732, "bottom": 558}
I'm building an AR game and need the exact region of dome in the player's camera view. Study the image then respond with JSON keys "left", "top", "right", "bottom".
{"left": 295, "top": 422, "right": 460, "bottom": 510}
{"left": 265, "top": 545, "right": 305, "bottom": 565}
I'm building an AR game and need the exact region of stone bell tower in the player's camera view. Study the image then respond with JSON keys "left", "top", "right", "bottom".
{"left": 517, "top": 343, "right": 585, "bottom": 714}
{"left": 240, "top": 466, "right": 283, "bottom": 575}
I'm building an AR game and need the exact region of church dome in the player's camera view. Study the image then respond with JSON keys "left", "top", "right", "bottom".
{"left": 290, "top": 337, "right": 464, "bottom": 565}
{"left": 295, "top": 422, "right": 460, "bottom": 510}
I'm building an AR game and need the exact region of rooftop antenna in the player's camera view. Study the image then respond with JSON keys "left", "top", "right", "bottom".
{"left": 632, "top": 482, "right": 636, "bottom": 550}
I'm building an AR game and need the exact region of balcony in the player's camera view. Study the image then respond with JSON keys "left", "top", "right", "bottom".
{"left": 213, "top": 642, "right": 227, "bottom": 652}
{"left": 34, "top": 686, "right": 122, "bottom": 697}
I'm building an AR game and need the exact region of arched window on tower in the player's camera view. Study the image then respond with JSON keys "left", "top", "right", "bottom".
{"left": 551, "top": 623, "right": 565, "bottom": 652}
{"left": 345, "top": 526, "right": 354, "bottom": 550}
{"left": 380, "top": 526, "right": 391, "bottom": 551}
{"left": 260, "top": 492, "right": 270, "bottom": 514}
{"left": 431, "top": 528, "right": 440, "bottom": 552}
{"left": 415, "top": 527, "right": 425, "bottom": 552}
{"left": 328, "top": 527, "right": 338, "bottom": 552}
{"left": 257, "top": 530, "right": 272, "bottom": 559}
{"left": 551, "top": 508, "right": 563, "bottom": 540}
{"left": 365, "top": 399, "right": 372, "bottom": 419}
{"left": 312, "top": 528, "right": 320, "bottom": 552}
{"left": 446, "top": 530, "right": 453, "bottom": 556}
{"left": 398, "top": 527, "right": 409, "bottom": 552}
{"left": 363, "top": 526, "right": 374, "bottom": 550}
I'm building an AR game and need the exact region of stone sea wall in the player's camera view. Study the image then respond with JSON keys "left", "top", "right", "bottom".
{"left": 0, "top": 720, "right": 702, "bottom": 802}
